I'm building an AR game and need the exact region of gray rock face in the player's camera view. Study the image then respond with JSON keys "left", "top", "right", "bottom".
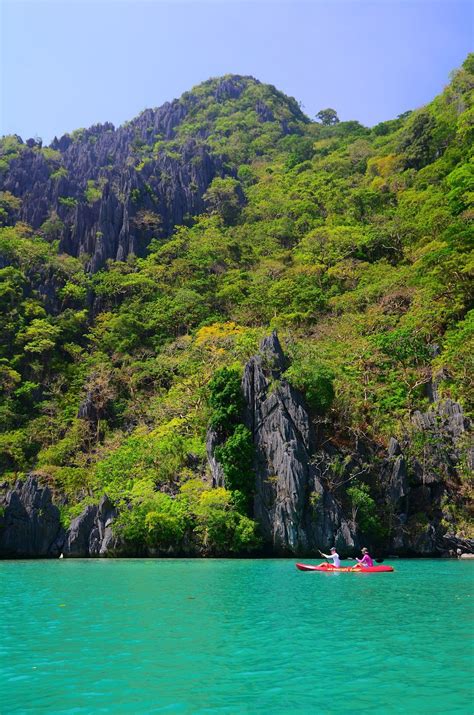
{"left": 388, "top": 437, "right": 401, "bottom": 457}
{"left": 208, "top": 333, "right": 472, "bottom": 558}
{"left": 384, "top": 399, "right": 472, "bottom": 555}
{"left": 63, "top": 505, "right": 98, "bottom": 557}
{"left": 436, "top": 398, "right": 470, "bottom": 440}
{"left": 410, "top": 399, "right": 470, "bottom": 487}
{"left": 206, "top": 427, "right": 225, "bottom": 488}
{"left": 1, "top": 76, "right": 306, "bottom": 273}
{"left": 0, "top": 477, "right": 124, "bottom": 559}
{"left": 0, "top": 476, "right": 64, "bottom": 557}
{"left": 381, "top": 448, "right": 408, "bottom": 506}
{"left": 240, "top": 331, "right": 354, "bottom": 554}
{"left": 439, "top": 532, "right": 474, "bottom": 555}
{"left": 3, "top": 131, "right": 223, "bottom": 273}
{"left": 62, "top": 495, "right": 121, "bottom": 557}
{"left": 391, "top": 522, "right": 438, "bottom": 556}
{"left": 96, "top": 495, "right": 120, "bottom": 556}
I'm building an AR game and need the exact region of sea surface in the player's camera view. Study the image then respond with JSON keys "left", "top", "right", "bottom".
{"left": 1, "top": 558, "right": 473, "bottom": 714}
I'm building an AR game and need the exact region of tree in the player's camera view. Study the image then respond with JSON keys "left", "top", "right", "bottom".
{"left": 16, "top": 319, "right": 61, "bottom": 355}
{"left": 208, "top": 366, "right": 244, "bottom": 433}
{"left": 204, "top": 178, "right": 242, "bottom": 225}
{"left": 281, "top": 136, "right": 314, "bottom": 169}
{"left": 446, "top": 164, "right": 474, "bottom": 216}
{"left": 316, "top": 108, "right": 339, "bottom": 126}
{"left": 397, "top": 110, "right": 437, "bottom": 170}
{"left": 284, "top": 360, "right": 335, "bottom": 415}
{"left": 0, "top": 192, "right": 21, "bottom": 226}
{"left": 347, "top": 481, "right": 385, "bottom": 537}
{"left": 215, "top": 424, "right": 254, "bottom": 498}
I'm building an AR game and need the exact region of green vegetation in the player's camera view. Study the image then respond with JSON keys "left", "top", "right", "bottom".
{"left": 58, "top": 196, "right": 78, "bottom": 209}
{"left": 0, "top": 192, "right": 21, "bottom": 225}
{"left": 0, "top": 58, "right": 473, "bottom": 553}
{"left": 208, "top": 366, "right": 255, "bottom": 512}
{"left": 84, "top": 179, "right": 105, "bottom": 205}
{"left": 203, "top": 178, "right": 242, "bottom": 225}
{"left": 347, "top": 481, "right": 385, "bottom": 538}
{"left": 285, "top": 357, "right": 335, "bottom": 415}
{"left": 208, "top": 366, "right": 243, "bottom": 433}
{"left": 113, "top": 478, "right": 259, "bottom": 554}
{"left": 50, "top": 167, "right": 68, "bottom": 181}
{"left": 0, "top": 135, "right": 25, "bottom": 173}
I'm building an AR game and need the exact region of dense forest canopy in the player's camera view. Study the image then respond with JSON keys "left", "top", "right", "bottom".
{"left": 0, "top": 56, "right": 472, "bottom": 553}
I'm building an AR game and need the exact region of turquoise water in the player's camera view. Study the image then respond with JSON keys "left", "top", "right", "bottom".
{"left": 1, "top": 559, "right": 473, "bottom": 714}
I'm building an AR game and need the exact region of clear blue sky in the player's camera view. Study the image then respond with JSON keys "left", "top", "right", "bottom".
{"left": 1, "top": 0, "right": 472, "bottom": 144}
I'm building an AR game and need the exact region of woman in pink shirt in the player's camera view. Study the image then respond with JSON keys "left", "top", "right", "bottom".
{"left": 354, "top": 547, "right": 374, "bottom": 568}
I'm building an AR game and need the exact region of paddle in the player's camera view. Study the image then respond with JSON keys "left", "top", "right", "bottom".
{"left": 318, "top": 549, "right": 331, "bottom": 566}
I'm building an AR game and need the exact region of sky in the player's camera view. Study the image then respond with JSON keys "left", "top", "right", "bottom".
{"left": 1, "top": 0, "right": 472, "bottom": 144}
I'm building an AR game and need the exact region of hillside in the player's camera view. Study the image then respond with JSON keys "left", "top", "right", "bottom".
{"left": 0, "top": 58, "right": 473, "bottom": 557}
{"left": 0, "top": 75, "right": 306, "bottom": 271}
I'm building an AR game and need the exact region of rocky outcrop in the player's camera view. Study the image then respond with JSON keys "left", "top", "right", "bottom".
{"left": 383, "top": 438, "right": 408, "bottom": 505}
{"left": 0, "top": 478, "right": 125, "bottom": 558}
{"left": 240, "top": 331, "right": 355, "bottom": 554}
{"left": 0, "top": 477, "right": 64, "bottom": 557}
{"left": 383, "top": 399, "right": 473, "bottom": 556}
{"left": 2, "top": 134, "right": 223, "bottom": 272}
{"left": 207, "top": 332, "right": 473, "bottom": 558}
{"left": 2, "top": 342, "right": 471, "bottom": 559}
{"left": 206, "top": 427, "right": 225, "bottom": 488}
{"left": 62, "top": 495, "right": 123, "bottom": 557}
{"left": 1, "top": 76, "right": 306, "bottom": 272}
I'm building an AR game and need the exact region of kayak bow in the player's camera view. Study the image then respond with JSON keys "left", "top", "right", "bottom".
{"left": 296, "top": 562, "right": 394, "bottom": 573}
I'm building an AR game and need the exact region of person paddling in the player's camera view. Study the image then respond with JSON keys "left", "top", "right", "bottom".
{"left": 354, "top": 547, "right": 374, "bottom": 568}
{"left": 318, "top": 547, "right": 341, "bottom": 567}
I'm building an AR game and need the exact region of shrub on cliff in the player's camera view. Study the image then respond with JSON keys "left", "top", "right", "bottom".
{"left": 209, "top": 366, "right": 256, "bottom": 513}
{"left": 115, "top": 483, "right": 188, "bottom": 548}
{"left": 116, "top": 478, "right": 260, "bottom": 554}
{"left": 285, "top": 360, "right": 335, "bottom": 416}
{"left": 347, "top": 481, "right": 386, "bottom": 538}
{"left": 214, "top": 424, "right": 255, "bottom": 506}
{"left": 208, "top": 366, "right": 244, "bottom": 434}
{"left": 192, "top": 487, "right": 260, "bottom": 553}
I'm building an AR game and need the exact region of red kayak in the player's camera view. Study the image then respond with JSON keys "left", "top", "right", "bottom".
{"left": 296, "top": 562, "right": 394, "bottom": 573}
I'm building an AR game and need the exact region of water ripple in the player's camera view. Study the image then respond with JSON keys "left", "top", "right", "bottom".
{"left": 1, "top": 559, "right": 473, "bottom": 713}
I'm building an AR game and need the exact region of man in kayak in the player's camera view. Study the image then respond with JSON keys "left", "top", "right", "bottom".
{"left": 318, "top": 547, "right": 341, "bottom": 567}
{"left": 354, "top": 547, "right": 374, "bottom": 568}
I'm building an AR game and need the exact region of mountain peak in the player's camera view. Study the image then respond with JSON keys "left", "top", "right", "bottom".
{"left": 1, "top": 73, "right": 308, "bottom": 270}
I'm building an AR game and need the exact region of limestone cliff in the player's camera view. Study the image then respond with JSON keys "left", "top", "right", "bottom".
{"left": 0, "top": 477, "right": 64, "bottom": 557}
{"left": 240, "top": 331, "right": 354, "bottom": 554}
{"left": 0, "top": 75, "right": 305, "bottom": 272}
{"left": 0, "top": 477, "right": 126, "bottom": 558}
{"left": 1, "top": 335, "right": 472, "bottom": 559}
{"left": 209, "top": 332, "right": 473, "bottom": 557}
